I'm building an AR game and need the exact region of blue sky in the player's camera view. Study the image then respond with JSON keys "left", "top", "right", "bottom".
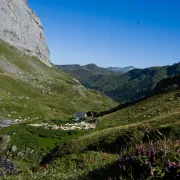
{"left": 28, "top": 0, "right": 180, "bottom": 68}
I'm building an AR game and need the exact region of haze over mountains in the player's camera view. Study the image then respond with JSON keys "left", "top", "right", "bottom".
{"left": 107, "top": 66, "right": 135, "bottom": 73}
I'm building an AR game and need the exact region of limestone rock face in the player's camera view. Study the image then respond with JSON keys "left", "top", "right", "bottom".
{"left": 0, "top": 0, "right": 51, "bottom": 66}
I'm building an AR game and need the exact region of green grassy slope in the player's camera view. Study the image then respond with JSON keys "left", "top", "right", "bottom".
{"left": 0, "top": 40, "right": 116, "bottom": 120}
{"left": 72, "top": 63, "right": 180, "bottom": 103}
{"left": 1, "top": 76, "right": 180, "bottom": 180}
{"left": 89, "top": 74, "right": 180, "bottom": 118}
{"left": 43, "top": 80, "right": 180, "bottom": 160}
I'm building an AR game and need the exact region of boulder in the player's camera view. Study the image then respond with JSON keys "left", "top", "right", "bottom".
{"left": 0, "top": 135, "right": 10, "bottom": 152}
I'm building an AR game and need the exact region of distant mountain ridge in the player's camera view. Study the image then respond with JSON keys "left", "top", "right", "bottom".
{"left": 58, "top": 62, "right": 180, "bottom": 103}
{"left": 57, "top": 64, "right": 135, "bottom": 84}
{"left": 57, "top": 64, "right": 118, "bottom": 82}
{"left": 107, "top": 66, "right": 135, "bottom": 73}
{"left": 83, "top": 62, "right": 180, "bottom": 103}
{"left": 58, "top": 64, "right": 135, "bottom": 74}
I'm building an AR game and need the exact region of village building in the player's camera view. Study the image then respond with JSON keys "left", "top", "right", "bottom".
{"left": 74, "top": 112, "right": 87, "bottom": 123}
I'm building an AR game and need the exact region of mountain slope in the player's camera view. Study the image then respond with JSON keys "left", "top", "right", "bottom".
{"left": 152, "top": 74, "right": 180, "bottom": 94}
{"left": 1, "top": 69, "right": 180, "bottom": 179}
{"left": 57, "top": 64, "right": 135, "bottom": 83}
{"left": 98, "top": 74, "right": 180, "bottom": 129}
{"left": 0, "top": 40, "right": 116, "bottom": 121}
{"left": 82, "top": 63, "right": 180, "bottom": 103}
{"left": 42, "top": 77, "right": 180, "bottom": 160}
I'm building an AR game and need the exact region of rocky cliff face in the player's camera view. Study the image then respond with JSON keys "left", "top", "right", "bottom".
{"left": 0, "top": 0, "right": 51, "bottom": 66}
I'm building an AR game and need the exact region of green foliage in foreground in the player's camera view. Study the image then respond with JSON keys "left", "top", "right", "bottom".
{"left": 43, "top": 89, "right": 180, "bottom": 159}
{"left": 83, "top": 139, "right": 180, "bottom": 180}
{"left": 0, "top": 72, "right": 180, "bottom": 179}
{"left": 46, "top": 118, "right": 180, "bottom": 161}
{"left": 0, "top": 123, "right": 93, "bottom": 155}
{"left": 3, "top": 136, "right": 180, "bottom": 180}
{"left": 2, "top": 151, "right": 117, "bottom": 180}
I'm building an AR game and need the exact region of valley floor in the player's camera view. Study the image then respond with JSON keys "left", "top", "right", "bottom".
{"left": 0, "top": 88, "right": 179, "bottom": 179}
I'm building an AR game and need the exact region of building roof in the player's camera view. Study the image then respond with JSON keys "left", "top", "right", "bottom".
{"left": 76, "top": 112, "right": 87, "bottom": 118}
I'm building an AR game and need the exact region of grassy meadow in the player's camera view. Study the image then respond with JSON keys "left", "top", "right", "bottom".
{"left": 0, "top": 85, "right": 179, "bottom": 179}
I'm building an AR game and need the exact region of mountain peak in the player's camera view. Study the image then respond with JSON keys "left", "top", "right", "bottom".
{"left": 83, "top": 63, "right": 98, "bottom": 70}
{"left": 0, "top": 0, "right": 51, "bottom": 66}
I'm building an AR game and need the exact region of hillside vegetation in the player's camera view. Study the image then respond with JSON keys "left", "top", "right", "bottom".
{"left": 57, "top": 64, "right": 135, "bottom": 85}
{"left": 43, "top": 81, "right": 180, "bottom": 158}
{"left": 5, "top": 75, "right": 178, "bottom": 180}
{"left": 0, "top": 40, "right": 179, "bottom": 179}
{"left": 0, "top": 40, "right": 116, "bottom": 121}
{"left": 83, "top": 63, "right": 180, "bottom": 103}
{"left": 59, "top": 62, "right": 180, "bottom": 103}
{"left": 0, "top": 73, "right": 180, "bottom": 179}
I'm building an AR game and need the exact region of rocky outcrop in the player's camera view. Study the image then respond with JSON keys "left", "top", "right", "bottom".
{"left": 0, "top": 135, "right": 10, "bottom": 152}
{"left": 0, "top": 0, "right": 51, "bottom": 66}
